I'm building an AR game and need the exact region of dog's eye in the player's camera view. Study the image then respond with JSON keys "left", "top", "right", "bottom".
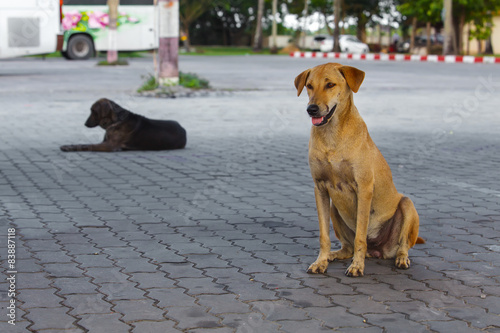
{"left": 326, "top": 82, "right": 336, "bottom": 89}
{"left": 306, "top": 84, "right": 313, "bottom": 90}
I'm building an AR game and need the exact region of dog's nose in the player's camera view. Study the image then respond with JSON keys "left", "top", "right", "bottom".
{"left": 307, "top": 104, "right": 320, "bottom": 116}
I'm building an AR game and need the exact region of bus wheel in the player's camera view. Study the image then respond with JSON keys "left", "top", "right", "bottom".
{"left": 67, "top": 35, "right": 94, "bottom": 60}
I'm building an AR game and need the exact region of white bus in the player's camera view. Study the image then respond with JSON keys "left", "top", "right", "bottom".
{"left": 0, "top": 0, "right": 64, "bottom": 59}
{"left": 62, "top": 0, "right": 158, "bottom": 60}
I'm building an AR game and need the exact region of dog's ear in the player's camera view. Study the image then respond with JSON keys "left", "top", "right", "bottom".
{"left": 294, "top": 69, "right": 311, "bottom": 96}
{"left": 107, "top": 99, "right": 129, "bottom": 122}
{"left": 338, "top": 66, "right": 365, "bottom": 93}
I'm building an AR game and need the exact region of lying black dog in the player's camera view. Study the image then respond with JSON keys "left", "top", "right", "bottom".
{"left": 60, "top": 98, "right": 186, "bottom": 152}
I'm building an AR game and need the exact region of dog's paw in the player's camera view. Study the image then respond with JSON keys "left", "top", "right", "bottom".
{"left": 395, "top": 255, "right": 411, "bottom": 269}
{"left": 60, "top": 145, "right": 71, "bottom": 152}
{"left": 307, "top": 260, "right": 329, "bottom": 274}
{"left": 345, "top": 261, "right": 364, "bottom": 277}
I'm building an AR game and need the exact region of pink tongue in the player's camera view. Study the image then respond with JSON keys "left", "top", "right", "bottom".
{"left": 312, "top": 117, "right": 324, "bottom": 126}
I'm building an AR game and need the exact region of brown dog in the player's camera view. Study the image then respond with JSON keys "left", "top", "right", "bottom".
{"left": 294, "top": 63, "right": 424, "bottom": 277}
{"left": 60, "top": 98, "right": 186, "bottom": 152}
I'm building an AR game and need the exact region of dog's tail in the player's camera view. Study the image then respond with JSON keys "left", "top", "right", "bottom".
{"left": 416, "top": 237, "right": 426, "bottom": 244}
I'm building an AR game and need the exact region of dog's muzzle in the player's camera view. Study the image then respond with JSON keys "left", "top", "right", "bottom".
{"left": 308, "top": 104, "right": 337, "bottom": 126}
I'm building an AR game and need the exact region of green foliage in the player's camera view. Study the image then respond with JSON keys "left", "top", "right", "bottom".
{"left": 397, "top": 0, "right": 500, "bottom": 33}
{"left": 137, "top": 72, "right": 211, "bottom": 93}
{"left": 137, "top": 74, "right": 158, "bottom": 92}
{"left": 180, "top": 72, "right": 210, "bottom": 89}
{"left": 397, "top": 0, "right": 442, "bottom": 23}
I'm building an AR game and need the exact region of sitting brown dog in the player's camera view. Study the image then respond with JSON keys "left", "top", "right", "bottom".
{"left": 294, "top": 63, "right": 424, "bottom": 277}
{"left": 60, "top": 98, "right": 186, "bottom": 152}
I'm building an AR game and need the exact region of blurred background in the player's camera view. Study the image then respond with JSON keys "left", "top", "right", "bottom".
{"left": 1, "top": 0, "right": 499, "bottom": 62}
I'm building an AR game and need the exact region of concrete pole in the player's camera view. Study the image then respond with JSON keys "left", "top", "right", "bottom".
{"left": 158, "top": 0, "right": 179, "bottom": 85}
{"left": 270, "top": 0, "right": 278, "bottom": 53}
{"left": 107, "top": 0, "right": 119, "bottom": 63}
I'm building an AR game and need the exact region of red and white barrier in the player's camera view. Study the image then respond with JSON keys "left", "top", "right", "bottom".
{"left": 290, "top": 51, "right": 500, "bottom": 64}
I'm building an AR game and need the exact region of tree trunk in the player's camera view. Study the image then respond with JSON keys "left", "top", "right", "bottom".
{"left": 356, "top": 14, "right": 367, "bottom": 43}
{"left": 270, "top": 0, "right": 278, "bottom": 53}
{"left": 410, "top": 17, "right": 417, "bottom": 54}
{"left": 182, "top": 22, "right": 191, "bottom": 52}
{"left": 323, "top": 13, "right": 333, "bottom": 35}
{"left": 341, "top": 1, "right": 346, "bottom": 34}
{"left": 107, "top": 0, "right": 119, "bottom": 63}
{"left": 466, "top": 24, "right": 470, "bottom": 55}
{"left": 457, "top": 10, "right": 465, "bottom": 54}
{"left": 301, "top": 0, "right": 308, "bottom": 49}
{"left": 333, "top": 0, "right": 341, "bottom": 52}
{"left": 426, "top": 21, "right": 431, "bottom": 55}
{"left": 378, "top": 24, "right": 382, "bottom": 46}
{"left": 443, "top": 0, "right": 456, "bottom": 55}
{"left": 253, "top": 0, "right": 264, "bottom": 51}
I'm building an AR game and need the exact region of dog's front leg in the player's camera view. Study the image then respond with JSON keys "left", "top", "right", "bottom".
{"left": 345, "top": 183, "right": 373, "bottom": 277}
{"left": 60, "top": 142, "right": 119, "bottom": 152}
{"left": 307, "top": 184, "right": 331, "bottom": 274}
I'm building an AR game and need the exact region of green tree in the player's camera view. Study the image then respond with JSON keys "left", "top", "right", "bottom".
{"left": 396, "top": 0, "right": 500, "bottom": 54}
{"left": 180, "top": 0, "right": 213, "bottom": 51}
{"left": 454, "top": 0, "right": 500, "bottom": 54}
{"left": 397, "top": 0, "right": 442, "bottom": 53}
{"left": 344, "top": 0, "right": 380, "bottom": 42}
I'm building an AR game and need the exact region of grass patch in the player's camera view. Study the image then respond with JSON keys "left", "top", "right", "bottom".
{"left": 182, "top": 46, "right": 283, "bottom": 56}
{"left": 137, "top": 72, "right": 210, "bottom": 93}
{"left": 180, "top": 72, "right": 210, "bottom": 89}
{"left": 137, "top": 74, "right": 159, "bottom": 92}
{"left": 97, "top": 59, "right": 129, "bottom": 66}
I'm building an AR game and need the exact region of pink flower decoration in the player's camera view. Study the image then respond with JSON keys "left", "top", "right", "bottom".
{"left": 88, "top": 11, "right": 109, "bottom": 29}
{"left": 62, "top": 11, "right": 82, "bottom": 30}
{"left": 128, "top": 17, "right": 139, "bottom": 23}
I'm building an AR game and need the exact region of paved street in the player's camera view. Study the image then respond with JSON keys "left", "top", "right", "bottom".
{"left": 0, "top": 55, "right": 499, "bottom": 332}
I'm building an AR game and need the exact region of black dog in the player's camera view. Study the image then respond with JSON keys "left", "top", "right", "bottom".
{"left": 60, "top": 98, "right": 186, "bottom": 152}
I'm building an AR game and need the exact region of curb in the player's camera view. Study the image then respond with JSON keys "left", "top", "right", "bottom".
{"left": 290, "top": 51, "right": 500, "bottom": 64}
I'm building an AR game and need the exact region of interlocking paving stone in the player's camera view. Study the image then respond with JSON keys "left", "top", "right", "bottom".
{"left": 251, "top": 300, "right": 309, "bottom": 321}
{"left": 364, "top": 313, "right": 429, "bottom": 332}
{"left": 77, "top": 313, "right": 131, "bottom": 332}
{"left": 52, "top": 277, "right": 97, "bottom": 295}
{"left": 113, "top": 299, "right": 166, "bottom": 322}
{"left": 148, "top": 288, "right": 198, "bottom": 308}
{"left": 197, "top": 294, "right": 251, "bottom": 315}
{"left": 426, "top": 320, "right": 482, "bottom": 333}
{"left": 63, "top": 294, "right": 113, "bottom": 315}
{"left": 98, "top": 282, "right": 146, "bottom": 301}
{"left": 0, "top": 319, "right": 32, "bottom": 333}
{"left": 176, "top": 277, "right": 227, "bottom": 295}
{"left": 1, "top": 57, "right": 499, "bottom": 332}
{"left": 17, "top": 289, "right": 64, "bottom": 309}
{"left": 131, "top": 320, "right": 180, "bottom": 333}
{"left": 165, "top": 306, "right": 222, "bottom": 330}
{"left": 25, "top": 307, "right": 76, "bottom": 330}
{"left": 219, "top": 312, "right": 281, "bottom": 332}
{"left": 278, "top": 319, "right": 332, "bottom": 332}
{"left": 330, "top": 295, "right": 391, "bottom": 315}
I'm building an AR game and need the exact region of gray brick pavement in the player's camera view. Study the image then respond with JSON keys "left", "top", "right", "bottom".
{"left": 0, "top": 56, "right": 499, "bottom": 332}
